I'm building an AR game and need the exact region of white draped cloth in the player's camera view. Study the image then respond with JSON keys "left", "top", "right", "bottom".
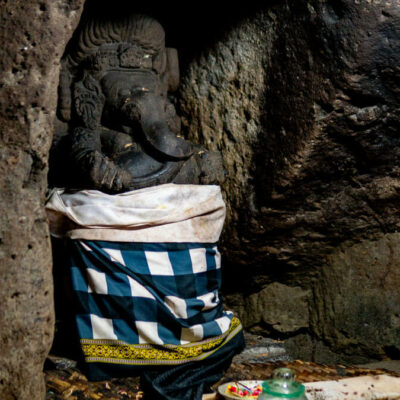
{"left": 46, "top": 183, "right": 226, "bottom": 243}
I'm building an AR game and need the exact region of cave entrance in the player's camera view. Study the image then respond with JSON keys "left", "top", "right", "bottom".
{"left": 47, "top": 0, "right": 266, "bottom": 387}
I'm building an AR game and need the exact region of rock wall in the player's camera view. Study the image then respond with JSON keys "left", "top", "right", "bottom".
{"left": 0, "top": 1, "right": 84, "bottom": 399}
{"left": 0, "top": 3, "right": 398, "bottom": 394}
{"left": 312, "top": 233, "right": 400, "bottom": 362}
{"left": 179, "top": 0, "right": 400, "bottom": 362}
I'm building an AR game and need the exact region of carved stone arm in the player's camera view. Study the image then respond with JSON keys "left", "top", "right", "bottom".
{"left": 70, "top": 127, "right": 132, "bottom": 192}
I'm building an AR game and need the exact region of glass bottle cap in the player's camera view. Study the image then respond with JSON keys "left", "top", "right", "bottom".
{"left": 262, "top": 368, "right": 305, "bottom": 398}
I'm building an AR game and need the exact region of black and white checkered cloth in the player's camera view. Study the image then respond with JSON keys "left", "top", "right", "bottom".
{"left": 71, "top": 240, "right": 234, "bottom": 347}
{"left": 47, "top": 185, "right": 243, "bottom": 376}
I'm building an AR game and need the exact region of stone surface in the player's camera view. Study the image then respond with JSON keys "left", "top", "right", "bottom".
{"left": 239, "top": 282, "right": 310, "bottom": 334}
{"left": 50, "top": 8, "right": 226, "bottom": 193}
{"left": 1, "top": 3, "right": 399, "bottom": 393}
{"left": 178, "top": 0, "right": 400, "bottom": 362}
{"left": 312, "top": 234, "right": 400, "bottom": 363}
{"left": 284, "top": 235, "right": 400, "bottom": 365}
{"left": 0, "top": 1, "right": 84, "bottom": 399}
{"left": 232, "top": 332, "right": 290, "bottom": 364}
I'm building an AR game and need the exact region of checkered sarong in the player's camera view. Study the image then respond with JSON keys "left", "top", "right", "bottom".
{"left": 46, "top": 185, "right": 243, "bottom": 375}
{"left": 69, "top": 239, "right": 241, "bottom": 367}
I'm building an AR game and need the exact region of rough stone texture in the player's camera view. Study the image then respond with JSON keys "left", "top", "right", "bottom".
{"left": 0, "top": 1, "right": 85, "bottom": 399}
{"left": 178, "top": 1, "right": 400, "bottom": 362}
{"left": 312, "top": 233, "right": 400, "bottom": 362}
{"left": 285, "top": 234, "right": 400, "bottom": 364}
{"left": 179, "top": 13, "right": 271, "bottom": 251}
{"left": 238, "top": 282, "right": 310, "bottom": 334}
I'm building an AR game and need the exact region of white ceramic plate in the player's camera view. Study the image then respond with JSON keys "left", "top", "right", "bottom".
{"left": 218, "top": 380, "right": 264, "bottom": 399}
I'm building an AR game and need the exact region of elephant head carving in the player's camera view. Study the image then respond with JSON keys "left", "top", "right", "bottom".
{"left": 54, "top": 13, "right": 223, "bottom": 193}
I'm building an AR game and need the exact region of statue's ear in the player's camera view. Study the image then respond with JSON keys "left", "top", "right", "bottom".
{"left": 165, "top": 48, "right": 179, "bottom": 92}
{"left": 152, "top": 48, "right": 167, "bottom": 76}
{"left": 73, "top": 71, "right": 105, "bottom": 129}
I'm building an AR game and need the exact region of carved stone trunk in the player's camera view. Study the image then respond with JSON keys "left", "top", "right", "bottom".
{"left": 0, "top": 1, "right": 84, "bottom": 399}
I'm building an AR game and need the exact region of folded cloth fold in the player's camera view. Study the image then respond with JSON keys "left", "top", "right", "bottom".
{"left": 46, "top": 183, "right": 226, "bottom": 243}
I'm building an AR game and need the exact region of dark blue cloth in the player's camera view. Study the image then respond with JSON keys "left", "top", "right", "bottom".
{"left": 66, "top": 239, "right": 244, "bottom": 398}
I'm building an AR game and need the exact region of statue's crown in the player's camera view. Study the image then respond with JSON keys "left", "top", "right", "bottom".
{"left": 87, "top": 43, "right": 154, "bottom": 73}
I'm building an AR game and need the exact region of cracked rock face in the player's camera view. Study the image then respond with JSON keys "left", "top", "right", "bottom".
{"left": 312, "top": 234, "right": 400, "bottom": 362}
{"left": 240, "top": 283, "right": 310, "bottom": 334}
{"left": 179, "top": 1, "right": 400, "bottom": 362}
{"left": 0, "top": 1, "right": 84, "bottom": 399}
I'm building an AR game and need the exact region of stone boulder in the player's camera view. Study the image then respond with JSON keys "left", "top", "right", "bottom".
{"left": 240, "top": 282, "right": 310, "bottom": 334}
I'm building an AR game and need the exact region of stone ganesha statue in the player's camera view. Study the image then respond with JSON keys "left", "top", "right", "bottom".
{"left": 55, "top": 14, "right": 223, "bottom": 192}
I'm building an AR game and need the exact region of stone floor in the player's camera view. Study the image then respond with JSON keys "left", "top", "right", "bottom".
{"left": 231, "top": 332, "right": 290, "bottom": 364}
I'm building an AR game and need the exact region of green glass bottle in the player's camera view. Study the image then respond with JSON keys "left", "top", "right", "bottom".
{"left": 258, "top": 368, "right": 307, "bottom": 400}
